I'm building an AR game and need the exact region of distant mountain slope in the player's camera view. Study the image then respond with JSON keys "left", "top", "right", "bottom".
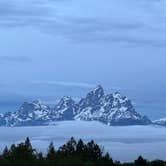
{"left": 0, "top": 85, "right": 151, "bottom": 126}
{"left": 153, "top": 118, "right": 166, "bottom": 126}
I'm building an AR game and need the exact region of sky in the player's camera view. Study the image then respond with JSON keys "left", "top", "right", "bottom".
{"left": 0, "top": 0, "right": 166, "bottom": 119}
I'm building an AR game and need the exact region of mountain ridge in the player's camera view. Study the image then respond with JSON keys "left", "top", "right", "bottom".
{"left": 0, "top": 85, "right": 152, "bottom": 127}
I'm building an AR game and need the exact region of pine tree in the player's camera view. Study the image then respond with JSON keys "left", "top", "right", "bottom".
{"left": 76, "top": 139, "right": 85, "bottom": 154}
{"left": 135, "top": 156, "right": 147, "bottom": 166}
{"left": 47, "top": 142, "right": 56, "bottom": 160}
{"left": 24, "top": 137, "right": 35, "bottom": 160}
{"left": 66, "top": 137, "right": 77, "bottom": 155}
{"left": 86, "top": 140, "right": 102, "bottom": 160}
{"left": 2, "top": 146, "right": 10, "bottom": 159}
{"left": 59, "top": 137, "right": 77, "bottom": 157}
{"left": 102, "top": 152, "right": 114, "bottom": 166}
{"left": 10, "top": 144, "right": 16, "bottom": 159}
{"left": 25, "top": 137, "right": 32, "bottom": 150}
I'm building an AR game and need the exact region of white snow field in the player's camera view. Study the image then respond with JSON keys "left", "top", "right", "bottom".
{"left": 0, "top": 121, "right": 166, "bottom": 162}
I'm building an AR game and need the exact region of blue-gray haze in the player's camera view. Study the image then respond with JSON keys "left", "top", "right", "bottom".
{"left": 0, "top": 0, "right": 166, "bottom": 120}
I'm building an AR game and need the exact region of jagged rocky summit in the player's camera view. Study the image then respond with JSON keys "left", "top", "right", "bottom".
{"left": 0, "top": 85, "right": 151, "bottom": 127}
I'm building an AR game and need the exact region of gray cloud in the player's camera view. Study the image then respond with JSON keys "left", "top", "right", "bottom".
{"left": 0, "top": 56, "right": 31, "bottom": 63}
{"left": 31, "top": 80, "right": 96, "bottom": 89}
{"left": 0, "top": 0, "right": 166, "bottom": 46}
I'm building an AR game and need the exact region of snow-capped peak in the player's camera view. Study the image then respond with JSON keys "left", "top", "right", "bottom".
{"left": 75, "top": 86, "right": 151, "bottom": 125}
{"left": 56, "top": 96, "right": 75, "bottom": 108}
{"left": 0, "top": 85, "right": 152, "bottom": 127}
{"left": 91, "top": 85, "right": 104, "bottom": 98}
{"left": 94, "top": 85, "right": 104, "bottom": 93}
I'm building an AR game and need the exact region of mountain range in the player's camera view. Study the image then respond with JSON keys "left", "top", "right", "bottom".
{"left": 0, "top": 85, "right": 155, "bottom": 127}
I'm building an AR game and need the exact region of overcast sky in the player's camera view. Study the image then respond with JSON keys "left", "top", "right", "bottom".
{"left": 0, "top": 0, "right": 166, "bottom": 117}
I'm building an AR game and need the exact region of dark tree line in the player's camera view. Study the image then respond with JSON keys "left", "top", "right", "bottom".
{"left": 0, "top": 137, "right": 165, "bottom": 166}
